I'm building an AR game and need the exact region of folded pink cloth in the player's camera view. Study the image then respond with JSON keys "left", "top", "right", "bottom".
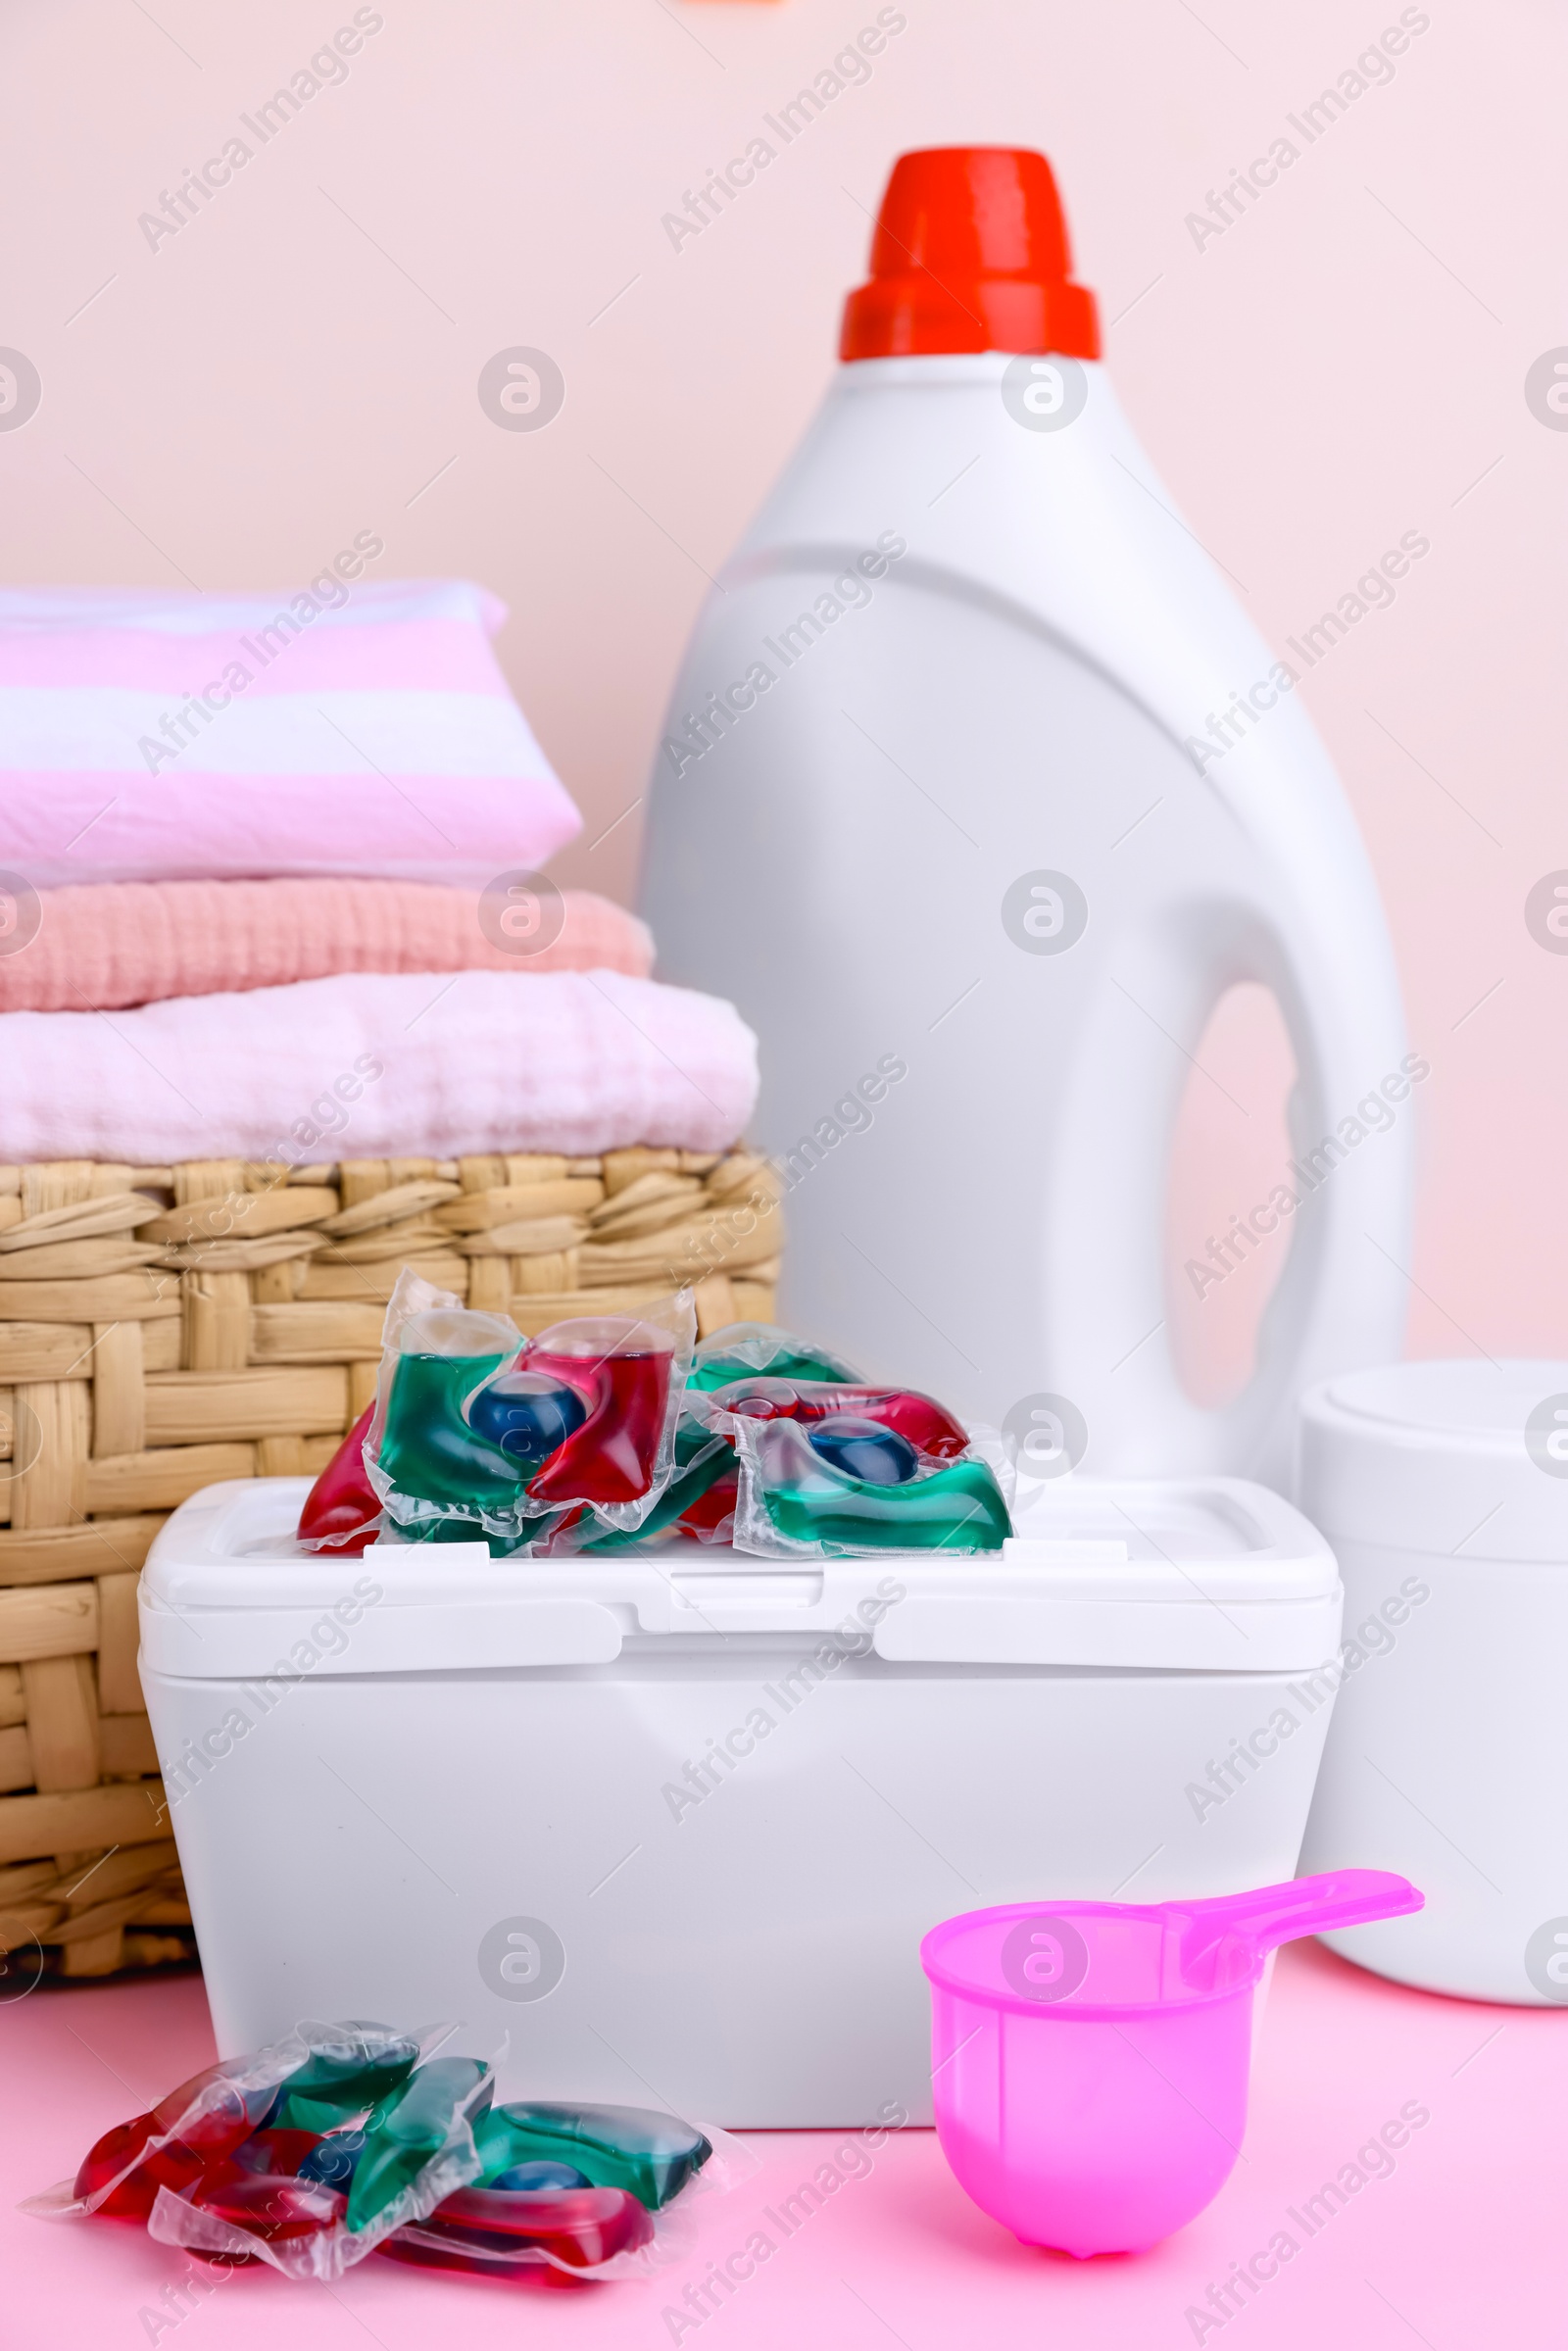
{"left": 0, "top": 971, "right": 758, "bottom": 1164}
{"left": 0, "top": 879, "right": 653, "bottom": 1012}
{"left": 0, "top": 579, "right": 582, "bottom": 887}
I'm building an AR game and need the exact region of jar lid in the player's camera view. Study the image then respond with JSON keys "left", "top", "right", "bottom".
{"left": 1298, "top": 1360, "right": 1568, "bottom": 1563}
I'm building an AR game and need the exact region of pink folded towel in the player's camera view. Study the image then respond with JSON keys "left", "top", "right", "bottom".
{"left": 0, "top": 579, "right": 582, "bottom": 887}
{"left": 0, "top": 971, "right": 758, "bottom": 1164}
{"left": 0, "top": 879, "right": 653, "bottom": 1013}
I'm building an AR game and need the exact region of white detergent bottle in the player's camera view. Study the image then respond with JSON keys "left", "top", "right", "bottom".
{"left": 639, "top": 147, "right": 1413, "bottom": 1486}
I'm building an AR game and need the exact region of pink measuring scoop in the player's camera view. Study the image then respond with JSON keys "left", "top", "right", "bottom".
{"left": 920, "top": 1869, "right": 1423, "bottom": 2257}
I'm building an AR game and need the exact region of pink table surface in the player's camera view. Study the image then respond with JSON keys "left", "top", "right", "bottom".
{"left": 2, "top": 1940, "right": 1559, "bottom": 2350}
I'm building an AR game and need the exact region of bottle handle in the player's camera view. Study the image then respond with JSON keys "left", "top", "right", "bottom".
{"left": 1039, "top": 891, "right": 1412, "bottom": 1484}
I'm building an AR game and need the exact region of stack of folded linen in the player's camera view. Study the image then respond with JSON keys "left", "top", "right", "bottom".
{"left": 0, "top": 580, "right": 758, "bottom": 1164}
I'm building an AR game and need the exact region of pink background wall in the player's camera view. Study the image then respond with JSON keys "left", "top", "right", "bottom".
{"left": 2, "top": 0, "right": 1563, "bottom": 1388}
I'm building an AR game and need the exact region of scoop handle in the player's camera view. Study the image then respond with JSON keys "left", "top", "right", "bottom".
{"left": 1179, "top": 1870, "right": 1423, "bottom": 1971}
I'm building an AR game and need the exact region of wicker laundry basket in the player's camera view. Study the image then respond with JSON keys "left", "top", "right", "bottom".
{"left": 0, "top": 1146, "right": 781, "bottom": 1983}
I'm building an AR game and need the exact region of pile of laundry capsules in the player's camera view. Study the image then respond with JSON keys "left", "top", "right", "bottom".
{"left": 297, "top": 1284, "right": 1013, "bottom": 1560}
{"left": 28, "top": 2021, "right": 725, "bottom": 2283}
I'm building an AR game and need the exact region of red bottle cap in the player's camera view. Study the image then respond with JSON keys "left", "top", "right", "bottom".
{"left": 840, "top": 148, "right": 1100, "bottom": 364}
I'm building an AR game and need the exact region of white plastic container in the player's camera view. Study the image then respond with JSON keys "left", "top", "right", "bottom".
{"left": 639, "top": 149, "right": 1412, "bottom": 1488}
{"left": 141, "top": 1474, "right": 1343, "bottom": 2126}
{"left": 1298, "top": 1360, "right": 1568, "bottom": 2003}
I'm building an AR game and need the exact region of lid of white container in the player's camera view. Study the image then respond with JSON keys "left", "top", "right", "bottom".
{"left": 1298, "top": 1359, "right": 1568, "bottom": 1563}
{"left": 139, "top": 1475, "right": 1340, "bottom": 1677}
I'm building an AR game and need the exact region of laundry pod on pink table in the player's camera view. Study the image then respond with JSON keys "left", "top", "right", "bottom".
{"left": 920, "top": 1870, "right": 1422, "bottom": 2258}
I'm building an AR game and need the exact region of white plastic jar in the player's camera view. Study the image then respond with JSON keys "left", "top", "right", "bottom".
{"left": 1297, "top": 1360, "right": 1568, "bottom": 2003}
